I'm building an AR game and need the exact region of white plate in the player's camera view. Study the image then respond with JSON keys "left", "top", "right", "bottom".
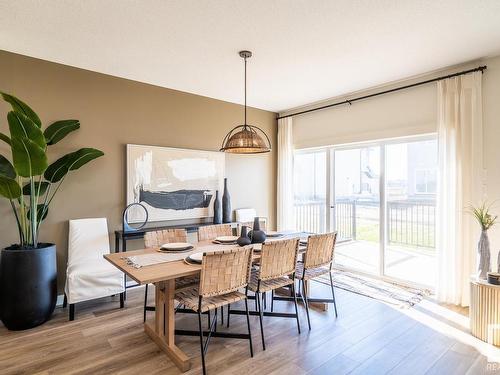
{"left": 189, "top": 252, "right": 203, "bottom": 262}
{"left": 215, "top": 236, "right": 239, "bottom": 243}
{"left": 160, "top": 242, "right": 193, "bottom": 251}
{"left": 187, "top": 247, "right": 230, "bottom": 263}
{"left": 265, "top": 231, "right": 283, "bottom": 238}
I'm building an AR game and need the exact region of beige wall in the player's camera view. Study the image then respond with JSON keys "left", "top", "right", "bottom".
{"left": 291, "top": 54, "right": 500, "bottom": 267}
{"left": 0, "top": 51, "right": 277, "bottom": 291}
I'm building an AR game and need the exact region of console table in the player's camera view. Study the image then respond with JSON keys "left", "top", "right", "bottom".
{"left": 470, "top": 277, "right": 500, "bottom": 346}
{"left": 114, "top": 222, "right": 238, "bottom": 253}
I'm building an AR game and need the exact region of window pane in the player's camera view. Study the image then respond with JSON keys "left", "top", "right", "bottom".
{"left": 293, "top": 151, "right": 326, "bottom": 233}
{"left": 385, "top": 138, "right": 437, "bottom": 286}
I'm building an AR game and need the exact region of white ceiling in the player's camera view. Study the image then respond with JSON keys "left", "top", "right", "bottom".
{"left": 1, "top": 1, "right": 500, "bottom": 113}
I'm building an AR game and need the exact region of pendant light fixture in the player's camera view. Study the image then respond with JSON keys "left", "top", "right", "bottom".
{"left": 220, "top": 51, "right": 271, "bottom": 154}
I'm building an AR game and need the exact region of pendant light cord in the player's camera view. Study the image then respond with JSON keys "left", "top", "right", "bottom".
{"left": 244, "top": 55, "right": 247, "bottom": 126}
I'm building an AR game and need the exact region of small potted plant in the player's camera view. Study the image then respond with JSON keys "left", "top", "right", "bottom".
{"left": 0, "top": 93, "right": 104, "bottom": 330}
{"left": 469, "top": 201, "right": 497, "bottom": 280}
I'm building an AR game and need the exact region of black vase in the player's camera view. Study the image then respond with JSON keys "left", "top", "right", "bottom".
{"left": 250, "top": 217, "right": 266, "bottom": 244}
{"left": 237, "top": 226, "right": 252, "bottom": 246}
{"left": 0, "top": 243, "right": 57, "bottom": 330}
{"left": 222, "top": 178, "right": 231, "bottom": 223}
{"left": 213, "top": 190, "right": 222, "bottom": 224}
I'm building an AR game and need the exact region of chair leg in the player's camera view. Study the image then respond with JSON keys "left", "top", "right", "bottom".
{"left": 329, "top": 272, "right": 338, "bottom": 318}
{"left": 263, "top": 292, "right": 267, "bottom": 310}
{"left": 256, "top": 292, "right": 266, "bottom": 350}
{"left": 220, "top": 306, "right": 224, "bottom": 325}
{"left": 69, "top": 304, "right": 75, "bottom": 321}
{"left": 207, "top": 310, "right": 211, "bottom": 330}
{"left": 120, "top": 292, "right": 125, "bottom": 309}
{"left": 244, "top": 298, "right": 254, "bottom": 357}
{"left": 143, "top": 284, "right": 148, "bottom": 322}
{"left": 302, "top": 280, "right": 311, "bottom": 330}
{"left": 214, "top": 308, "right": 218, "bottom": 332}
{"left": 198, "top": 310, "right": 207, "bottom": 375}
{"left": 62, "top": 294, "right": 67, "bottom": 308}
{"left": 291, "top": 282, "right": 301, "bottom": 334}
{"left": 226, "top": 303, "right": 231, "bottom": 328}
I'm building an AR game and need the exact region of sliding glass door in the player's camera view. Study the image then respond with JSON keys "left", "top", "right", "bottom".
{"left": 333, "top": 146, "right": 380, "bottom": 275}
{"left": 293, "top": 150, "right": 327, "bottom": 233}
{"left": 384, "top": 139, "right": 437, "bottom": 286}
{"left": 292, "top": 135, "right": 438, "bottom": 287}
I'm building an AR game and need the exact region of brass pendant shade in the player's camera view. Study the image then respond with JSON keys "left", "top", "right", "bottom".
{"left": 220, "top": 51, "right": 271, "bottom": 154}
{"left": 220, "top": 124, "right": 271, "bottom": 154}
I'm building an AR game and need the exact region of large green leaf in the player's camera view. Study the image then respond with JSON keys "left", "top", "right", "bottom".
{"left": 0, "top": 132, "right": 10, "bottom": 146}
{"left": 44, "top": 120, "right": 80, "bottom": 145}
{"left": 11, "top": 137, "right": 48, "bottom": 177}
{"left": 27, "top": 204, "right": 49, "bottom": 222}
{"left": 0, "top": 155, "right": 16, "bottom": 179}
{"left": 69, "top": 148, "right": 104, "bottom": 170}
{"left": 44, "top": 148, "right": 104, "bottom": 183}
{"left": 23, "top": 181, "right": 50, "bottom": 196}
{"left": 44, "top": 153, "right": 72, "bottom": 183}
{"left": 0, "top": 176, "right": 21, "bottom": 199}
{"left": 8, "top": 111, "right": 46, "bottom": 149}
{"left": 1, "top": 92, "right": 41, "bottom": 127}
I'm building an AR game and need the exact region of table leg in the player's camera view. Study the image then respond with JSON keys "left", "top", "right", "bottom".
{"left": 144, "top": 280, "right": 191, "bottom": 372}
{"left": 121, "top": 234, "right": 127, "bottom": 299}
{"left": 305, "top": 280, "right": 328, "bottom": 311}
{"left": 274, "top": 282, "right": 328, "bottom": 311}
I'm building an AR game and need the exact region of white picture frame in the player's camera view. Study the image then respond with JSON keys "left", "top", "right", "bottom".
{"left": 126, "top": 144, "right": 225, "bottom": 223}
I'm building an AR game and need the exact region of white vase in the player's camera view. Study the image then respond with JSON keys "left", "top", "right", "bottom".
{"left": 478, "top": 229, "right": 491, "bottom": 279}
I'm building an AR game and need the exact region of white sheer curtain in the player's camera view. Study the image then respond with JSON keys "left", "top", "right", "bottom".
{"left": 277, "top": 117, "right": 294, "bottom": 231}
{"left": 436, "top": 71, "right": 484, "bottom": 306}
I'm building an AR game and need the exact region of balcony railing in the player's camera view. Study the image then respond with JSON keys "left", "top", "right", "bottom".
{"left": 293, "top": 198, "right": 436, "bottom": 249}
{"left": 293, "top": 201, "right": 326, "bottom": 234}
{"left": 387, "top": 200, "right": 435, "bottom": 248}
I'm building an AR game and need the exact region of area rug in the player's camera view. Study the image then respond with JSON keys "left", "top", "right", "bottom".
{"left": 317, "top": 269, "right": 431, "bottom": 308}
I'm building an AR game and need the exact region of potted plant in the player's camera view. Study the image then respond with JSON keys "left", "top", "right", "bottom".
{"left": 0, "top": 93, "right": 104, "bottom": 330}
{"left": 469, "top": 201, "right": 497, "bottom": 280}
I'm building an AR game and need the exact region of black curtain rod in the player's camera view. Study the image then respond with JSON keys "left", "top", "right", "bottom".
{"left": 277, "top": 65, "right": 487, "bottom": 120}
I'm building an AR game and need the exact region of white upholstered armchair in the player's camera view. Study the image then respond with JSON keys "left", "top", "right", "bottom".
{"left": 63, "top": 218, "right": 125, "bottom": 320}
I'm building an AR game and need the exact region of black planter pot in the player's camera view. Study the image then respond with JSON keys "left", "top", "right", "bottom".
{"left": 0, "top": 243, "right": 57, "bottom": 330}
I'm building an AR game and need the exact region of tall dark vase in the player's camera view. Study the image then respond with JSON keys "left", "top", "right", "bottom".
{"left": 213, "top": 190, "right": 222, "bottom": 224}
{"left": 250, "top": 217, "right": 266, "bottom": 244}
{"left": 0, "top": 243, "right": 57, "bottom": 330}
{"left": 222, "top": 178, "right": 232, "bottom": 223}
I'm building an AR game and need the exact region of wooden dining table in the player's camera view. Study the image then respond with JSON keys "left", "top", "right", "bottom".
{"left": 104, "top": 234, "right": 309, "bottom": 372}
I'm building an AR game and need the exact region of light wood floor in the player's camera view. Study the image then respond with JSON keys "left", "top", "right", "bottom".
{"left": 1, "top": 282, "right": 499, "bottom": 375}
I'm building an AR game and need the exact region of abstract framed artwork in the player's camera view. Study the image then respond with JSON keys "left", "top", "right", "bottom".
{"left": 126, "top": 144, "right": 225, "bottom": 223}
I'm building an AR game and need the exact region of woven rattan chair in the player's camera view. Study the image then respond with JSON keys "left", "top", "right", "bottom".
{"left": 197, "top": 224, "right": 233, "bottom": 242}
{"left": 296, "top": 232, "right": 338, "bottom": 330}
{"left": 175, "top": 247, "right": 254, "bottom": 375}
{"left": 227, "top": 238, "right": 301, "bottom": 350}
{"left": 143, "top": 229, "right": 198, "bottom": 322}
